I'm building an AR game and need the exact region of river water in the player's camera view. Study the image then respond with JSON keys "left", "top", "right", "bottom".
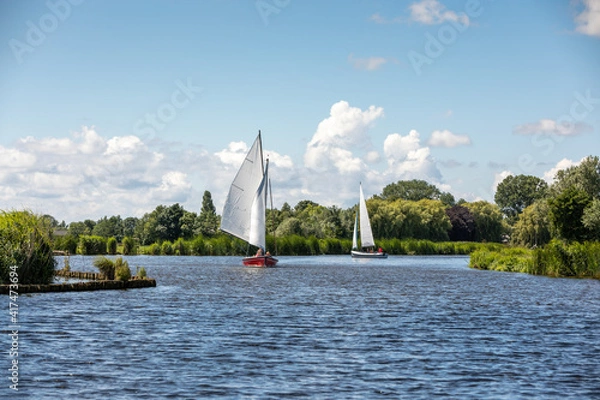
{"left": 6, "top": 255, "right": 600, "bottom": 399}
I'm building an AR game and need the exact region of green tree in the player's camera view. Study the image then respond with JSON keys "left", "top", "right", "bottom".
{"left": 155, "top": 204, "right": 185, "bottom": 242}
{"left": 93, "top": 215, "right": 124, "bottom": 241}
{"left": 315, "top": 206, "right": 345, "bottom": 239}
{"left": 294, "top": 202, "right": 326, "bottom": 237}
{"left": 582, "top": 199, "right": 600, "bottom": 240}
{"left": 381, "top": 179, "right": 442, "bottom": 201}
{"left": 465, "top": 201, "right": 506, "bottom": 242}
{"left": 551, "top": 155, "right": 600, "bottom": 199}
{"left": 68, "top": 221, "right": 92, "bottom": 238}
{"left": 511, "top": 200, "right": 551, "bottom": 247}
{"left": 180, "top": 210, "right": 198, "bottom": 239}
{"left": 548, "top": 187, "right": 592, "bottom": 242}
{"left": 494, "top": 174, "right": 548, "bottom": 219}
{"left": 122, "top": 217, "right": 138, "bottom": 238}
{"left": 275, "top": 217, "right": 303, "bottom": 237}
{"left": 294, "top": 200, "right": 319, "bottom": 214}
{"left": 197, "top": 191, "right": 219, "bottom": 236}
{"left": 439, "top": 192, "right": 456, "bottom": 207}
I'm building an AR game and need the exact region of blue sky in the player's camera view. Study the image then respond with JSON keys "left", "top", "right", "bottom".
{"left": 1, "top": 0, "right": 599, "bottom": 223}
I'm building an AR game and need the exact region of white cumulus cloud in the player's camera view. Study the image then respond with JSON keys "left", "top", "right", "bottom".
{"left": 575, "top": 0, "right": 600, "bottom": 37}
{"left": 383, "top": 130, "right": 442, "bottom": 182}
{"left": 304, "top": 100, "right": 384, "bottom": 173}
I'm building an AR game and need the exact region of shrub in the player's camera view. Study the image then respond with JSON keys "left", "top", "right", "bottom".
{"left": 137, "top": 266, "right": 147, "bottom": 279}
{"left": 0, "top": 210, "right": 56, "bottom": 284}
{"left": 122, "top": 236, "right": 136, "bottom": 255}
{"left": 147, "top": 243, "right": 161, "bottom": 255}
{"left": 107, "top": 237, "right": 117, "bottom": 255}
{"left": 78, "top": 235, "right": 107, "bottom": 255}
{"left": 114, "top": 257, "right": 131, "bottom": 281}
{"left": 93, "top": 256, "right": 115, "bottom": 280}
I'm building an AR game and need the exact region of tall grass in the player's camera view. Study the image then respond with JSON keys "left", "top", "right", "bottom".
{"left": 134, "top": 234, "right": 501, "bottom": 257}
{"left": 0, "top": 210, "right": 56, "bottom": 284}
{"left": 470, "top": 240, "right": 600, "bottom": 278}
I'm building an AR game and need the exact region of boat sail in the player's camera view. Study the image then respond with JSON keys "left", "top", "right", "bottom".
{"left": 220, "top": 131, "right": 278, "bottom": 267}
{"left": 351, "top": 183, "right": 387, "bottom": 258}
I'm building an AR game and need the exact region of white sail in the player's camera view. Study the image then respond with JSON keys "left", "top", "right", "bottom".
{"left": 220, "top": 133, "right": 265, "bottom": 246}
{"left": 248, "top": 160, "right": 268, "bottom": 249}
{"left": 352, "top": 213, "right": 358, "bottom": 250}
{"left": 358, "top": 183, "right": 375, "bottom": 248}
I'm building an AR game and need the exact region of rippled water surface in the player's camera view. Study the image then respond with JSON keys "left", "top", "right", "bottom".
{"left": 8, "top": 255, "right": 600, "bottom": 399}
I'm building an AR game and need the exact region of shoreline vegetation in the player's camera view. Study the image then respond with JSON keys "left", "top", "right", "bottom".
{"left": 470, "top": 240, "right": 600, "bottom": 279}
{"left": 3, "top": 157, "right": 600, "bottom": 284}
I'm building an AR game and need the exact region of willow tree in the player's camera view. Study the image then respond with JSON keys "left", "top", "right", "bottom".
{"left": 511, "top": 200, "right": 551, "bottom": 247}
{"left": 464, "top": 201, "right": 506, "bottom": 242}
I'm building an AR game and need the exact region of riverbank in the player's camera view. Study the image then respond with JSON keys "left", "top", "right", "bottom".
{"left": 469, "top": 240, "right": 600, "bottom": 279}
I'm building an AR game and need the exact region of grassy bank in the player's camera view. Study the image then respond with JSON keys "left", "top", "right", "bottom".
{"left": 469, "top": 240, "right": 600, "bottom": 279}
{"left": 132, "top": 235, "right": 503, "bottom": 256}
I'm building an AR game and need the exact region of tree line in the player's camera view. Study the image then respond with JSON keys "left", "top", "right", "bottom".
{"left": 49, "top": 179, "right": 512, "bottom": 256}
{"left": 47, "top": 155, "right": 600, "bottom": 256}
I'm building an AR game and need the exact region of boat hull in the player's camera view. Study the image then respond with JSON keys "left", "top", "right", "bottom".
{"left": 351, "top": 250, "right": 388, "bottom": 259}
{"left": 242, "top": 255, "right": 279, "bottom": 267}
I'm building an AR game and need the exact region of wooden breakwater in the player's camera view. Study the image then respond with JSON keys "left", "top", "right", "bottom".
{"left": 55, "top": 269, "right": 105, "bottom": 280}
{"left": 0, "top": 278, "right": 156, "bottom": 294}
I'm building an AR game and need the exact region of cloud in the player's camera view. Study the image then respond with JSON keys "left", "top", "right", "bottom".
{"left": 408, "top": 0, "right": 470, "bottom": 26}
{"left": 0, "top": 146, "right": 36, "bottom": 168}
{"left": 0, "top": 127, "right": 213, "bottom": 221}
{"left": 304, "top": 101, "right": 384, "bottom": 173}
{"left": 513, "top": 118, "right": 592, "bottom": 136}
{"left": 574, "top": 0, "right": 600, "bottom": 37}
{"left": 427, "top": 129, "right": 471, "bottom": 147}
{"left": 215, "top": 141, "right": 251, "bottom": 168}
{"left": 154, "top": 171, "right": 192, "bottom": 202}
{"left": 383, "top": 130, "right": 442, "bottom": 182}
{"left": 348, "top": 54, "right": 388, "bottom": 71}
